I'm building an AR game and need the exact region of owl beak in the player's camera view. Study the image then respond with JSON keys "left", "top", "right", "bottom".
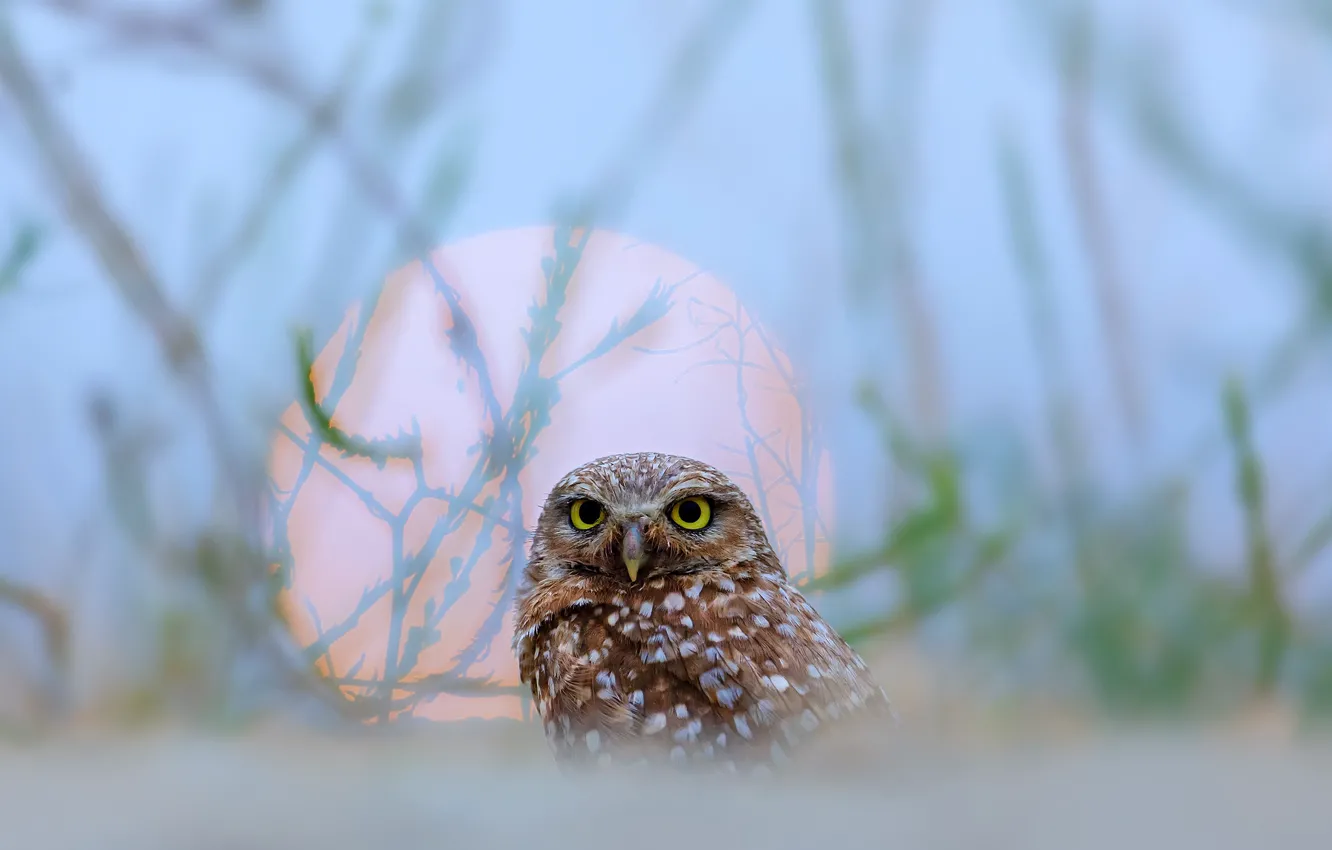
{"left": 622, "top": 520, "right": 646, "bottom": 582}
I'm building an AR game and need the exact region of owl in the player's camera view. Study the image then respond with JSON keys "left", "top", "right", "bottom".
{"left": 513, "top": 452, "right": 891, "bottom": 773}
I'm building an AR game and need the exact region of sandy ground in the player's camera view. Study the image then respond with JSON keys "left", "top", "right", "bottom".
{"left": 1, "top": 714, "right": 1329, "bottom": 850}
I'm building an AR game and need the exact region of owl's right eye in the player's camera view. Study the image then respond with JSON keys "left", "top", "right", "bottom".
{"left": 569, "top": 499, "right": 606, "bottom": 530}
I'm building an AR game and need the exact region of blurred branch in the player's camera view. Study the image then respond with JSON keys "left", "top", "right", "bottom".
{"left": 563, "top": 0, "right": 755, "bottom": 224}
{"left": 808, "top": 450, "right": 961, "bottom": 593}
{"left": 190, "top": 11, "right": 384, "bottom": 319}
{"left": 35, "top": 0, "right": 442, "bottom": 256}
{"left": 1288, "top": 505, "right": 1332, "bottom": 578}
{"left": 0, "top": 11, "right": 353, "bottom": 718}
{"left": 880, "top": 0, "right": 947, "bottom": 434}
{"left": 808, "top": 0, "right": 874, "bottom": 299}
{"left": 1049, "top": 4, "right": 1332, "bottom": 505}
{"left": 1232, "top": 0, "right": 1332, "bottom": 41}
{"left": 1222, "top": 377, "right": 1291, "bottom": 696}
{"left": 808, "top": 0, "right": 947, "bottom": 433}
{"left": 997, "top": 126, "right": 1094, "bottom": 588}
{"left": 0, "top": 11, "right": 260, "bottom": 521}
{"left": 1120, "top": 29, "right": 1332, "bottom": 315}
{"left": 0, "top": 577, "right": 69, "bottom": 678}
{"left": 838, "top": 527, "right": 1013, "bottom": 645}
{"left": 1058, "top": 6, "right": 1144, "bottom": 445}
{"left": 294, "top": 327, "right": 423, "bottom": 467}
{"left": 0, "top": 15, "right": 204, "bottom": 374}
{"left": 331, "top": 672, "right": 525, "bottom": 698}
{"left": 0, "top": 220, "right": 43, "bottom": 294}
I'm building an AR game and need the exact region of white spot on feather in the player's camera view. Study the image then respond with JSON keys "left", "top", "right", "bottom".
{"left": 700, "top": 668, "right": 727, "bottom": 690}
{"left": 716, "top": 687, "right": 744, "bottom": 708}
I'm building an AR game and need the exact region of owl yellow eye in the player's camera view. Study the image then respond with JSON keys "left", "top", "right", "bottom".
{"left": 669, "top": 496, "right": 711, "bottom": 530}
{"left": 569, "top": 499, "right": 605, "bottom": 530}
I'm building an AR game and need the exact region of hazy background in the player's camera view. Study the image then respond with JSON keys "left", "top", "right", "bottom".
{"left": 1, "top": 1, "right": 1331, "bottom": 841}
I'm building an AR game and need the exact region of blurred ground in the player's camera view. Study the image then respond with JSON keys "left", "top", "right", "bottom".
{"left": 2, "top": 645, "right": 1328, "bottom": 849}
{"left": 5, "top": 721, "right": 1329, "bottom": 849}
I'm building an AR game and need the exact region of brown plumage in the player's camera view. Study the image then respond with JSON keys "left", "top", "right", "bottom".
{"left": 513, "top": 452, "right": 891, "bottom": 773}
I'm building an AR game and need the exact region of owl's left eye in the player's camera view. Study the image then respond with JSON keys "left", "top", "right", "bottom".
{"left": 569, "top": 498, "right": 605, "bottom": 530}
{"left": 669, "top": 496, "right": 712, "bottom": 530}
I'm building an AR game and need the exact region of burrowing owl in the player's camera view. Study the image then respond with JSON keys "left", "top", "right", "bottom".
{"left": 513, "top": 452, "right": 890, "bottom": 772}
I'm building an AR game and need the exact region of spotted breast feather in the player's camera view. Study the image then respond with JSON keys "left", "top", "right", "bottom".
{"left": 516, "top": 568, "right": 891, "bottom": 772}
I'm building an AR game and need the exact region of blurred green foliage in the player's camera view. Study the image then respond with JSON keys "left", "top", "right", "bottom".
{"left": 0, "top": 222, "right": 42, "bottom": 294}
{"left": 812, "top": 2, "right": 1332, "bottom": 721}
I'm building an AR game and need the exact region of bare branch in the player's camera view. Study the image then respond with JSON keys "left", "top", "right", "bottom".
{"left": 0, "top": 576, "right": 70, "bottom": 677}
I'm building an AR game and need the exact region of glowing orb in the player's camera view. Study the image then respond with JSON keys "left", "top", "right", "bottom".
{"left": 265, "top": 226, "right": 834, "bottom": 722}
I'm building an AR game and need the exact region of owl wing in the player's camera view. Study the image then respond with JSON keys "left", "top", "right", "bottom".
{"left": 670, "top": 577, "right": 892, "bottom": 765}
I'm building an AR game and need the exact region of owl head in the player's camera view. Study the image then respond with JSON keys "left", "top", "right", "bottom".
{"left": 525, "top": 452, "right": 780, "bottom": 587}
